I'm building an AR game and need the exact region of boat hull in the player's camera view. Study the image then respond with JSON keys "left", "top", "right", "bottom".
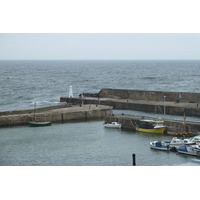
{"left": 150, "top": 141, "right": 170, "bottom": 151}
{"left": 150, "top": 146, "right": 169, "bottom": 151}
{"left": 28, "top": 121, "right": 52, "bottom": 127}
{"left": 104, "top": 122, "right": 122, "bottom": 128}
{"left": 177, "top": 145, "right": 200, "bottom": 156}
{"left": 136, "top": 127, "right": 166, "bottom": 134}
{"left": 104, "top": 125, "right": 121, "bottom": 128}
{"left": 177, "top": 150, "right": 198, "bottom": 156}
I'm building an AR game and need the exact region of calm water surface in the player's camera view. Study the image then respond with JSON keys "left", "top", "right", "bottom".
{"left": 0, "top": 120, "right": 196, "bottom": 166}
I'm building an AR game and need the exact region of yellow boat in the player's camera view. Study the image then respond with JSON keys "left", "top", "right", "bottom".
{"left": 136, "top": 119, "right": 166, "bottom": 134}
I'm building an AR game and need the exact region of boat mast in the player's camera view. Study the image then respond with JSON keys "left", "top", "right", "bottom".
{"left": 34, "top": 102, "right": 36, "bottom": 122}
{"left": 183, "top": 113, "right": 186, "bottom": 133}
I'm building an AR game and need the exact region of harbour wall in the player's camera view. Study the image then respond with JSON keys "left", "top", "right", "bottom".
{"left": 0, "top": 103, "right": 72, "bottom": 116}
{"left": 104, "top": 115, "right": 200, "bottom": 135}
{"left": 0, "top": 104, "right": 112, "bottom": 127}
{"left": 61, "top": 97, "right": 200, "bottom": 117}
{"left": 85, "top": 88, "right": 200, "bottom": 103}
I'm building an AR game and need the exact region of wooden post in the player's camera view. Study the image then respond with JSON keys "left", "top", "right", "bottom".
{"left": 183, "top": 113, "right": 186, "bottom": 133}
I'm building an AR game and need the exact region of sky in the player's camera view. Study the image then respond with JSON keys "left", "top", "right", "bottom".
{"left": 1, "top": 33, "right": 200, "bottom": 60}
{"left": 1, "top": 1, "right": 200, "bottom": 60}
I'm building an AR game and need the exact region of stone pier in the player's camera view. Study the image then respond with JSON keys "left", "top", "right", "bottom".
{"left": 0, "top": 103, "right": 113, "bottom": 127}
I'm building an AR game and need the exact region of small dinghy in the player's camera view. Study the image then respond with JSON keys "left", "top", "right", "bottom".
{"left": 104, "top": 122, "right": 122, "bottom": 128}
{"left": 28, "top": 121, "right": 52, "bottom": 127}
{"left": 28, "top": 102, "right": 52, "bottom": 127}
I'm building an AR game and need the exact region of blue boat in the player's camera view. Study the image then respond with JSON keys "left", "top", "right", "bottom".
{"left": 150, "top": 140, "right": 177, "bottom": 151}
{"left": 150, "top": 141, "right": 170, "bottom": 151}
{"left": 177, "top": 144, "right": 200, "bottom": 156}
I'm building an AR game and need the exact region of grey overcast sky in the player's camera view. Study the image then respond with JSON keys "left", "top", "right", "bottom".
{"left": 0, "top": 33, "right": 200, "bottom": 60}
{"left": 1, "top": 1, "right": 200, "bottom": 60}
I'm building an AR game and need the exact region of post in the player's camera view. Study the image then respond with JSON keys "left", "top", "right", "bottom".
{"left": 164, "top": 96, "right": 166, "bottom": 118}
{"left": 183, "top": 113, "right": 186, "bottom": 133}
{"left": 34, "top": 102, "right": 36, "bottom": 121}
{"left": 61, "top": 113, "right": 64, "bottom": 123}
{"left": 132, "top": 154, "right": 136, "bottom": 166}
{"left": 81, "top": 92, "right": 84, "bottom": 106}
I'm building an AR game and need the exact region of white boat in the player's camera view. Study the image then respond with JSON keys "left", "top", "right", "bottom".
{"left": 104, "top": 122, "right": 122, "bottom": 128}
{"left": 168, "top": 137, "right": 183, "bottom": 146}
{"left": 176, "top": 144, "right": 200, "bottom": 156}
{"left": 170, "top": 136, "right": 200, "bottom": 146}
{"left": 150, "top": 141, "right": 172, "bottom": 151}
{"left": 168, "top": 137, "right": 195, "bottom": 146}
{"left": 184, "top": 135, "right": 200, "bottom": 144}
{"left": 151, "top": 137, "right": 194, "bottom": 150}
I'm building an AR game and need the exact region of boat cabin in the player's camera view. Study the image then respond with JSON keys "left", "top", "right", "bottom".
{"left": 138, "top": 120, "right": 164, "bottom": 129}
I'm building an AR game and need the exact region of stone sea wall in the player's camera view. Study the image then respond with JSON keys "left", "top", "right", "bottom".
{"left": 0, "top": 103, "right": 72, "bottom": 116}
{"left": 0, "top": 104, "right": 112, "bottom": 127}
{"left": 85, "top": 88, "right": 200, "bottom": 103}
{"left": 61, "top": 97, "right": 200, "bottom": 117}
{"left": 104, "top": 115, "right": 200, "bottom": 135}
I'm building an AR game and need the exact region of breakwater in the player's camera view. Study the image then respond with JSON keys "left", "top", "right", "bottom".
{"left": 61, "top": 96, "right": 200, "bottom": 117}
{"left": 85, "top": 88, "right": 200, "bottom": 103}
{"left": 0, "top": 104, "right": 112, "bottom": 127}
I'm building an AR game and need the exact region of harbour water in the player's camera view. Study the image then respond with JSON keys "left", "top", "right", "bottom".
{"left": 0, "top": 120, "right": 196, "bottom": 166}
{"left": 1, "top": 60, "right": 200, "bottom": 166}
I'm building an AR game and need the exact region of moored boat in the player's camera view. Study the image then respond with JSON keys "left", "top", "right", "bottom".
{"left": 167, "top": 137, "right": 195, "bottom": 146}
{"left": 28, "top": 121, "right": 52, "bottom": 127}
{"left": 150, "top": 141, "right": 173, "bottom": 151}
{"left": 176, "top": 144, "right": 200, "bottom": 156}
{"left": 150, "top": 136, "right": 196, "bottom": 152}
{"left": 185, "top": 135, "right": 200, "bottom": 144}
{"left": 104, "top": 122, "right": 122, "bottom": 128}
{"left": 28, "top": 102, "right": 52, "bottom": 127}
{"left": 136, "top": 119, "right": 166, "bottom": 134}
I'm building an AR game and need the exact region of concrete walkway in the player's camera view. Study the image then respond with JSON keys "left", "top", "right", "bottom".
{"left": 97, "top": 97, "right": 200, "bottom": 108}
{"left": 0, "top": 104, "right": 113, "bottom": 127}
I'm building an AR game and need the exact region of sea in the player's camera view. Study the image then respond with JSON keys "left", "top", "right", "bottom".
{"left": 1, "top": 59, "right": 200, "bottom": 166}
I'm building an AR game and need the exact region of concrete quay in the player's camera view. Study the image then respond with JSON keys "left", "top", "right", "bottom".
{"left": 0, "top": 104, "right": 112, "bottom": 127}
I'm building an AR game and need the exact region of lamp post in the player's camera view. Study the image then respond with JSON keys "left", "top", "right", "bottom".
{"left": 164, "top": 96, "right": 166, "bottom": 118}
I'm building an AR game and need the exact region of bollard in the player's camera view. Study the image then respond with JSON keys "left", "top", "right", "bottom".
{"left": 132, "top": 154, "right": 136, "bottom": 166}
{"left": 61, "top": 113, "right": 64, "bottom": 123}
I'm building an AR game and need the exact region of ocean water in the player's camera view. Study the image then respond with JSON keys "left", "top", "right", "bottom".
{"left": 1, "top": 60, "right": 200, "bottom": 166}
{"left": 1, "top": 60, "right": 200, "bottom": 111}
